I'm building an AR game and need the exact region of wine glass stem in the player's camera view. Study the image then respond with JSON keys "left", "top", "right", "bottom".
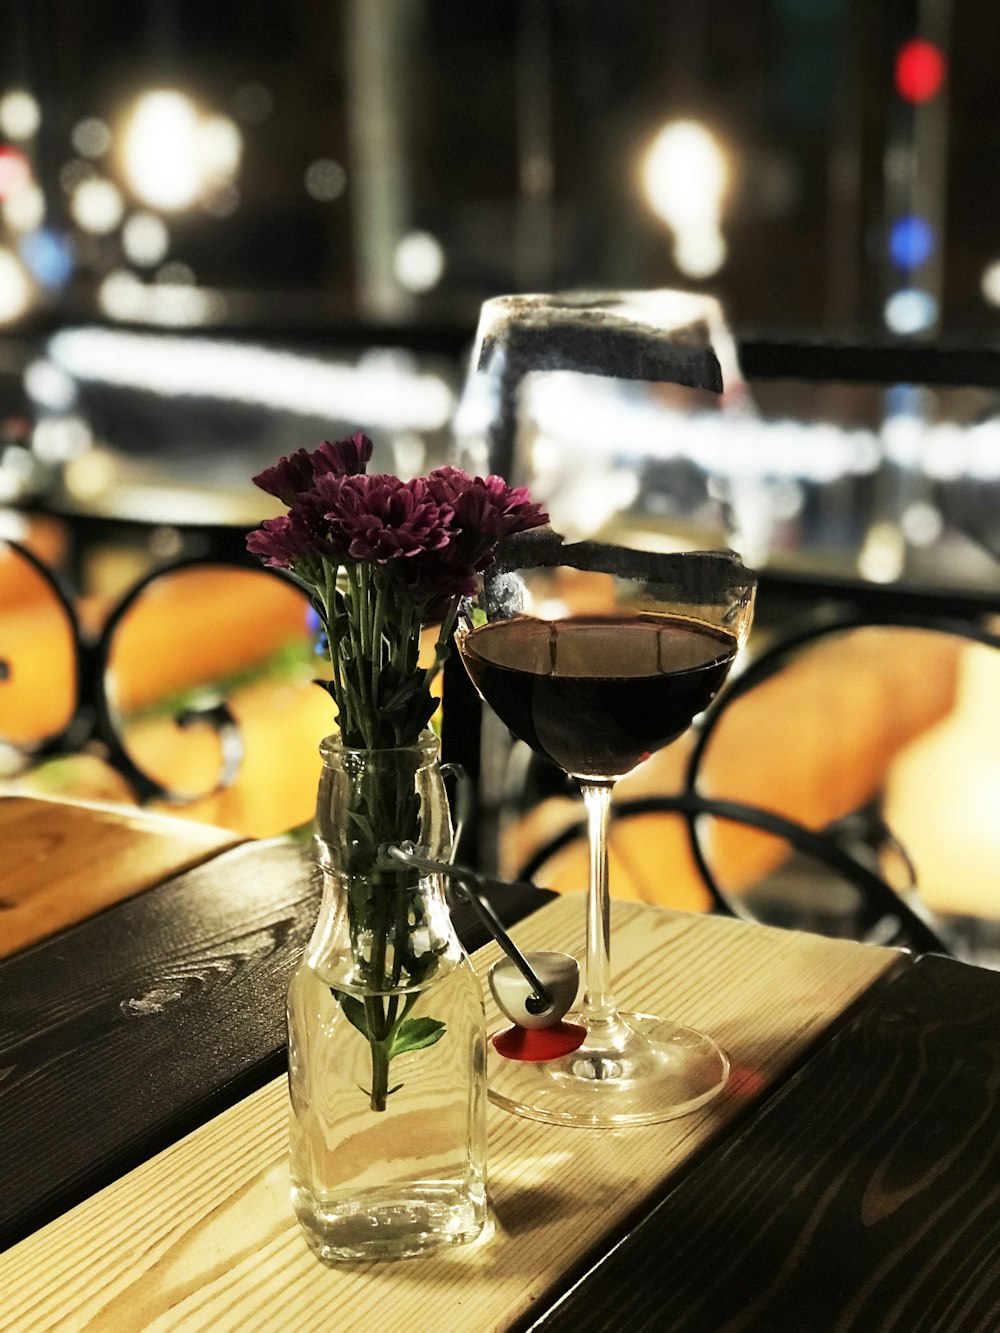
{"left": 580, "top": 779, "right": 618, "bottom": 1024}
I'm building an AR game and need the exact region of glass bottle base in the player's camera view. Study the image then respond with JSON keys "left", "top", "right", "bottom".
{"left": 292, "top": 1182, "right": 487, "bottom": 1263}
{"left": 487, "top": 1011, "right": 729, "bottom": 1128}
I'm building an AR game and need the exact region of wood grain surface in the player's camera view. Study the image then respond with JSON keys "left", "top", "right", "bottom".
{"left": 0, "top": 839, "right": 316, "bottom": 1250}
{"left": 530, "top": 953, "right": 1000, "bottom": 1333}
{"left": 0, "top": 835, "right": 550, "bottom": 1253}
{"left": 0, "top": 898, "right": 901, "bottom": 1331}
{"left": 0, "top": 795, "right": 243, "bottom": 957}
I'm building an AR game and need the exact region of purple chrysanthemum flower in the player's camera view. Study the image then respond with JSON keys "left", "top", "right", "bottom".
{"left": 424, "top": 465, "right": 471, "bottom": 506}
{"left": 251, "top": 449, "right": 318, "bottom": 506}
{"left": 246, "top": 487, "right": 349, "bottom": 568}
{"left": 317, "top": 473, "right": 454, "bottom": 563}
{"left": 425, "top": 468, "right": 548, "bottom": 570}
{"left": 428, "top": 469, "right": 547, "bottom": 539}
{"left": 246, "top": 514, "right": 318, "bottom": 569}
{"left": 393, "top": 473, "right": 546, "bottom": 622}
{"left": 252, "top": 433, "right": 373, "bottom": 504}
{"left": 311, "top": 432, "right": 373, "bottom": 480}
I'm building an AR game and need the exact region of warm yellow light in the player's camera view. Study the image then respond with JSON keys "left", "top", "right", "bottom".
{"left": 122, "top": 211, "right": 170, "bottom": 266}
{"left": 643, "top": 121, "right": 727, "bottom": 227}
{"left": 394, "top": 231, "right": 445, "bottom": 292}
{"left": 0, "top": 90, "right": 40, "bottom": 140}
{"left": 641, "top": 120, "right": 729, "bottom": 278}
{"left": 2, "top": 182, "right": 44, "bottom": 231}
{"left": 70, "top": 177, "right": 124, "bottom": 234}
{"left": 120, "top": 93, "right": 243, "bottom": 214}
{"left": 981, "top": 260, "right": 1000, "bottom": 306}
{"left": 673, "top": 230, "right": 728, "bottom": 280}
{"left": 0, "top": 246, "right": 33, "bottom": 322}
{"left": 198, "top": 115, "right": 242, "bottom": 179}
{"left": 120, "top": 91, "right": 203, "bottom": 211}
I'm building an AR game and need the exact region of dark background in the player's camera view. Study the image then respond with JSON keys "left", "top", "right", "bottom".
{"left": 1, "top": 0, "right": 994, "bottom": 343}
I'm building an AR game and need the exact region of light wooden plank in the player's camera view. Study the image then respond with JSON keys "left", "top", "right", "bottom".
{"left": 0, "top": 896, "right": 900, "bottom": 1332}
{"left": 0, "top": 796, "right": 243, "bottom": 958}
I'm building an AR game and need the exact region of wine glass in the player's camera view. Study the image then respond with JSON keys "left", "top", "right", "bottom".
{"left": 456, "top": 530, "right": 756, "bottom": 1127}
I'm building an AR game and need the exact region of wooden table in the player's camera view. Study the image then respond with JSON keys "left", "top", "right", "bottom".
{"left": 0, "top": 794, "right": 244, "bottom": 959}
{"left": 1, "top": 799, "right": 998, "bottom": 1331}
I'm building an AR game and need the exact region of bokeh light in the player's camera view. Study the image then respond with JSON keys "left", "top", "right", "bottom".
{"left": 889, "top": 215, "right": 935, "bottom": 268}
{"left": 59, "top": 160, "right": 96, "bottom": 194}
{"left": 0, "top": 90, "right": 40, "bottom": 140}
{"left": 97, "top": 266, "right": 226, "bottom": 325}
{"left": 97, "top": 268, "right": 145, "bottom": 320}
{"left": 155, "top": 260, "right": 195, "bottom": 285}
{"left": 32, "top": 415, "right": 93, "bottom": 464}
{"left": 0, "top": 147, "right": 31, "bottom": 200}
{"left": 24, "top": 358, "right": 78, "bottom": 411}
{"left": 69, "top": 177, "right": 124, "bottom": 234}
{"left": 121, "top": 91, "right": 202, "bottom": 210}
{"left": 198, "top": 115, "right": 242, "bottom": 179}
{"left": 18, "top": 228, "right": 74, "bottom": 288}
{"left": 0, "top": 246, "right": 32, "bottom": 322}
{"left": 3, "top": 182, "right": 45, "bottom": 232}
{"left": 122, "top": 212, "right": 170, "bottom": 267}
{"left": 71, "top": 117, "right": 112, "bottom": 159}
{"left": 901, "top": 500, "right": 944, "bottom": 546}
{"left": 643, "top": 121, "right": 727, "bottom": 228}
{"left": 120, "top": 93, "right": 243, "bottom": 212}
{"left": 641, "top": 120, "right": 728, "bottom": 278}
{"left": 895, "top": 39, "right": 947, "bottom": 104}
{"left": 304, "top": 158, "right": 347, "bottom": 202}
{"left": 884, "top": 287, "right": 938, "bottom": 335}
{"left": 980, "top": 260, "right": 1000, "bottom": 306}
{"left": 394, "top": 231, "right": 445, "bottom": 292}
{"left": 673, "top": 229, "right": 728, "bottom": 280}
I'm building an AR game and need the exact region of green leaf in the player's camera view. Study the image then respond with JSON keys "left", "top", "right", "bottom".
{"left": 381, "top": 675, "right": 423, "bottom": 711}
{"left": 388, "top": 1016, "right": 446, "bottom": 1061}
{"left": 332, "top": 989, "right": 370, "bottom": 1039}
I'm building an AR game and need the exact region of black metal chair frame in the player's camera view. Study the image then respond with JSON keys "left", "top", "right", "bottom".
{"left": 0, "top": 539, "right": 307, "bottom": 804}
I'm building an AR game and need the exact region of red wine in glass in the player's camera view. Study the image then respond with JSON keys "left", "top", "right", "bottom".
{"left": 460, "top": 614, "right": 737, "bottom": 781}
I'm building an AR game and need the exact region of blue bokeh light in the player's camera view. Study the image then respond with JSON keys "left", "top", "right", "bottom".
{"left": 889, "top": 216, "right": 935, "bottom": 269}
{"left": 18, "top": 228, "right": 74, "bottom": 288}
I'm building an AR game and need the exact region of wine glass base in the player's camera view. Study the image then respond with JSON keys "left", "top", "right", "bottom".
{"left": 487, "top": 1011, "right": 729, "bottom": 1128}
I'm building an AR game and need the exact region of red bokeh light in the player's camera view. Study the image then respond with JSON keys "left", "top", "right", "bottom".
{"left": 0, "top": 146, "right": 30, "bottom": 200}
{"left": 895, "top": 39, "right": 947, "bottom": 103}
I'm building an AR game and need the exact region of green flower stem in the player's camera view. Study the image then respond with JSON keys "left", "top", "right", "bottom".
{"left": 313, "top": 559, "right": 456, "bottom": 1111}
{"left": 365, "top": 996, "right": 391, "bottom": 1111}
{"left": 370, "top": 569, "right": 387, "bottom": 711}
{"left": 432, "top": 597, "right": 461, "bottom": 673}
{"left": 321, "top": 563, "right": 348, "bottom": 721}
{"left": 343, "top": 564, "right": 377, "bottom": 748}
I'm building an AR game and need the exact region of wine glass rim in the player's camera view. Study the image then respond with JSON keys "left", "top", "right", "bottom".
{"left": 491, "top": 531, "right": 757, "bottom": 586}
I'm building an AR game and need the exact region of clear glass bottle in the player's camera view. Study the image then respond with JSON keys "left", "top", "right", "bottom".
{"left": 288, "top": 731, "right": 488, "bottom": 1262}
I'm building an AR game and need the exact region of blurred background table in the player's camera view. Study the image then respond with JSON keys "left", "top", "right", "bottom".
{"left": 0, "top": 793, "right": 243, "bottom": 957}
